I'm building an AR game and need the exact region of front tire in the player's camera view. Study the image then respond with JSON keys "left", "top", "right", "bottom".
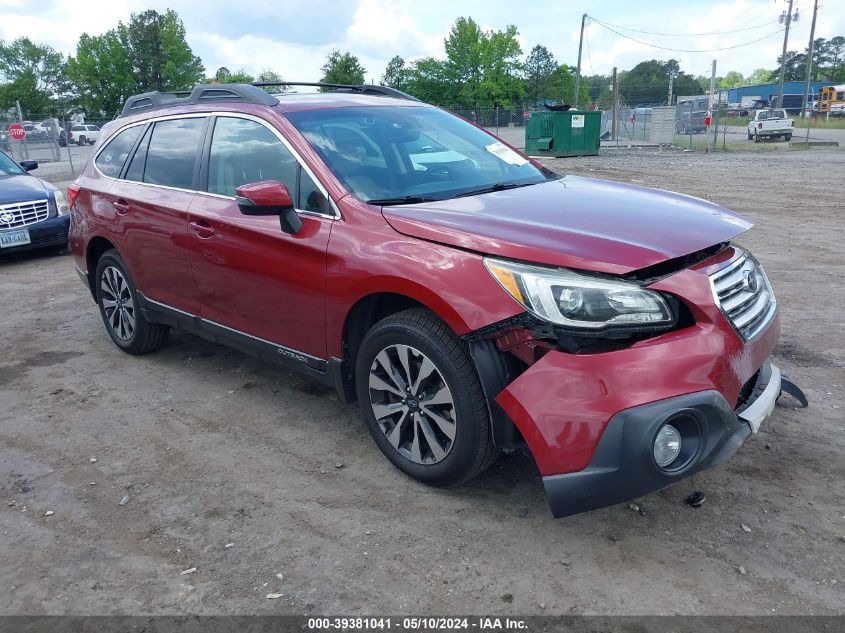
{"left": 95, "top": 249, "right": 169, "bottom": 355}
{"left": 355, "top": 309, "right": 498, "bottom": 487}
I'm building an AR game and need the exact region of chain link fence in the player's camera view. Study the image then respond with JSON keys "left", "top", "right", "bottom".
{"left": 2, "top": 106, "right": 109, "bottom": 179}
{"left": 445, "top": 106, "right": 530, "bottom": 129}
{"left": 448, "top": 102, "right": 750, "bottom": 150}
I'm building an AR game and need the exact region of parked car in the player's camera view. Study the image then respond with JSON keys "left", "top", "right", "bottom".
{"left": 23, "top": 122, "right": 48, "bottom": 143}
{"left": 39, "top": 120, "right": 68, "bottom": 147}
{"left": 726, "top": 103, "right": 749, "bottom": 117}
{"left": 0, "top": 149, "right": 70, "bottom": 253}
{"left": 24, "top": 121, "right": 68, "bottom": 147}
{"left": 675, "top": 110, "right": 707, "bottom": 134}
{"left": 747, "top": 109, "right": 794, "bottom": 142}
{"left": 745, "top": 99, "right": 770, "bottom": 112}
{"left": 68, "top": 83, "right": 803, "bottom": 518}
{"left": 69, "top": 124, "right": 101, "bottom": 145}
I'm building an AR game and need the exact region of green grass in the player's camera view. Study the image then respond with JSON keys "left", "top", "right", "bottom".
{"left": 672, "top": 135, "right": 788, "bottom": 152}
{"left": 791, "top": 117, "right": 845, "bottom": 129}
{"left": 717, "top": 114, "right": 845, "bottom": 129}
{"left": 718, "top": 116, "right": 750, "bottom": 127}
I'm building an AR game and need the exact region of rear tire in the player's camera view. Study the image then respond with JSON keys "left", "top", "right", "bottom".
{"left": 94, "top": 249, "right": 169, "bottom": 355}
{"left": 747, "top": 131, "right": 753, "bottom": 140}
{"left": 785, "top": 133, "right": 792, "bottom": 141}
{"left": 754, "top": 132, "right": 760, "bottom": 143}
{"left": 78, "top": 135, "right": 86, "bottom": 145}
{"left": 355, "top": 308, "right": 499, "bottom": 487}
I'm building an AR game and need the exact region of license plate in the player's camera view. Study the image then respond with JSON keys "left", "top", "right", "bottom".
{"left": 0, "top": 229, "right": 31, "bottom": 248}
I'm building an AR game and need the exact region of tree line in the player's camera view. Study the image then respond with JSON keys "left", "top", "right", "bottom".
{"left": 2, "top": 8, "right": 843, "bottom": 119}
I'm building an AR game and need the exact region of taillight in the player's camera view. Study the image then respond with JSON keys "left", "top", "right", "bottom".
{"left": 68, "top": 183, "right": 81, "bottom": 209}
{"left": 757, "top": 122, "right": 763, "bottom": 129}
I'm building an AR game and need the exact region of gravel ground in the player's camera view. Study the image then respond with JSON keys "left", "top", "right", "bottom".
{"left": 1, "top": 147, "right": 843, "bottom": 616}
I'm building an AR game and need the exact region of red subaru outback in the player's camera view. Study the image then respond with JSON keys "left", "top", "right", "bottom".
{"left": 68, "top": 83, "right": 804, "bottom": 517}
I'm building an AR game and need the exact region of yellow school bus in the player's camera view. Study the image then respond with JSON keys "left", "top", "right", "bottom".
{"left": 817, "top": 85, "right": 845, "bottom": 115}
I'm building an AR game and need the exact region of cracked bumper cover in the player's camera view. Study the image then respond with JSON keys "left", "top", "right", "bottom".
{"left": 542, "top": 361, "right": 781, "bottom": 518}
{"left": 491, "top": 259, "right": 785, "bottom": 518}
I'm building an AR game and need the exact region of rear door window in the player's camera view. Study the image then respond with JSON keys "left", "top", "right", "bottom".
{"left": 95, "top": 125, "right": 144, "bottom": 178}
{"left": 143, "top": 117, "right": 205, "bottom": 190}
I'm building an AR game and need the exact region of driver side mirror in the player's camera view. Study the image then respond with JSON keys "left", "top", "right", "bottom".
{"left": 235, "top": 180, "right": 302, "bottom": 235}
{"left": 20, "top": 160, "right": 38, "bottom": 172}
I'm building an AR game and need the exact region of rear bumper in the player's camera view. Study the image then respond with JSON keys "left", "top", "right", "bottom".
{"left": 0, "top": 215, "right": 69, "bottom": 254}
{"left": 542, "top": 361, "right": 780, "bottom": 518}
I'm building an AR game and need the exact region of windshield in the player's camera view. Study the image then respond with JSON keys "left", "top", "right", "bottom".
{"left": 0, "top": 151, "right": 24, "bottom": 176}
{"left": 285, "top": 105, "right": 555, "bottom": 204}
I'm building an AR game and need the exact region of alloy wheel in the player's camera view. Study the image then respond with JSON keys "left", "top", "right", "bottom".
{"left": 368, "top": 344, "right": 456, "bottom": 465}
{"left": 100, "top": 266, "right": 136, "bottom": 341}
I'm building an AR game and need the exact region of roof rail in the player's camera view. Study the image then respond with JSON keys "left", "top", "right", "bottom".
{"left": 251, "top": 82, "right": 421, "bottom": 102}
{"left": 119, "top": 83, "right": 280, "bottom": 118}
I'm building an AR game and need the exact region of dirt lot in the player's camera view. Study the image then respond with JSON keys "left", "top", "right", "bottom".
{"left": 1, "top": 148, "right": 843, "bottom": 616}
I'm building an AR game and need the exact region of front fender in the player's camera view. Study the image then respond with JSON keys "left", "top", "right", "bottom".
{"left": 324, "top": 206, "right": 523, "bottom": 358}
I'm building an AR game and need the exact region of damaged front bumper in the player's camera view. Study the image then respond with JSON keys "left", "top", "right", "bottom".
{"left": 541, "top": 361, "right": 801, "bottom": 518}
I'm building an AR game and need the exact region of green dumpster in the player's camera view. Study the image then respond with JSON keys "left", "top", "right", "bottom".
{"left": 524, "top": 110, "right": 601, "bottom": 157}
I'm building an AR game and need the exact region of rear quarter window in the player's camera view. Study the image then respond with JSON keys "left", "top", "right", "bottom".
{"left": 95, "top": 126, "right": 144, "bottom": 178}
{"left": 143, "top": 118, "right": 205, "bottom": 190}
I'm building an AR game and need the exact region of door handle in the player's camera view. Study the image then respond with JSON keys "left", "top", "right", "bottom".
{"left": 190, "top": 219, "right": 215, "bottom": 238}
{"left": 113, "top": 199, "right": 130, "bottom": 215}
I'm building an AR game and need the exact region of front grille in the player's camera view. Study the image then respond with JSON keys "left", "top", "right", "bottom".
{"left": 710, "top": 250, "right": 777, "bottom": 341}
{"left": 0, "top": 199, "right": 49, "bottom": 230}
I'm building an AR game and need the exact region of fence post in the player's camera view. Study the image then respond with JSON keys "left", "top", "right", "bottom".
{"left": 611, "top": 67, "right": 618, "bottom": 145}
{"left": 16, "top": 101, "right": 29, "bottom": 160}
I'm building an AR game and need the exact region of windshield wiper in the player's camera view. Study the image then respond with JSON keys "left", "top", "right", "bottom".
{"left": 455, "top": 182, "right": 536, "bottom": 198}
{"left": 366, "top": 195, "right": 440, "bottom": 206}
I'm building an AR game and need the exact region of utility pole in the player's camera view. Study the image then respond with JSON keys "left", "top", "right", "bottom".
{"left": 776, "top": 0, "right": 798, "bottom": 110}
{"left": 801, "top": 0, "right": 819, "bottom": 143}
{"left": 706, "top": 59, "right": 716, "bottom": 154}
{"left": 611, "top": 67, "right": 618, "bottom": 143}
{"left": 574, "top": 13, "right": 587, "bottom": 109}
{"left": 667, "top": 70, "right": 676, "bottom": 106}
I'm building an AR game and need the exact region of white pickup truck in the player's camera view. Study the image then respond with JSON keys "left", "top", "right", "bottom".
{"left": 747, "top": 109, "right": 794, "bottom": 142}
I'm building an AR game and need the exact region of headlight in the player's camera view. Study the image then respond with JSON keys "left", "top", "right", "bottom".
{"left": 484, "top": 257, "right": 673, "bottom": 329}
{"left": 54, "top": 189, "right": 69, "bottom": 216}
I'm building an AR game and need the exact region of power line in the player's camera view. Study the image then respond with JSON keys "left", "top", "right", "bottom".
{"left": 587, "top": 17, "right": 779, "bottom": 37}
{"left": 584, "top": 22, "right": 596, "bottom": 75}
{"left": 590, "top": 18, "right": 786, "bottom": 53}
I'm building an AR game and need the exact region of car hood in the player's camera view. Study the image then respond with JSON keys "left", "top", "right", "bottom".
{"left": 381, "top": 176, "right": 753, "bottom": 274}
{"left": 0, "top": 173, "right": 48, "bottom": 203}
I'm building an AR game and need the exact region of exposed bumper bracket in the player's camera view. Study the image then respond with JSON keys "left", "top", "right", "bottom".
{"left": 779, "top": 374, "right": 809, "bottom": 408}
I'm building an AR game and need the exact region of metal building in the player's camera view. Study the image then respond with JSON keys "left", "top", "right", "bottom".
{"left": 724, "top": 81, "right": 830, "bottom": 104}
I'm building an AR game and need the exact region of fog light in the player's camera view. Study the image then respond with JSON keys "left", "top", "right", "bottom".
{"left": 654, "top": 424, "right": 682, "bottom": 468}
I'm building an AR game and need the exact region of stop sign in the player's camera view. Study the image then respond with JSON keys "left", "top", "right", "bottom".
{"left": 7, "top": 123, "right": 25, "bottom": 141}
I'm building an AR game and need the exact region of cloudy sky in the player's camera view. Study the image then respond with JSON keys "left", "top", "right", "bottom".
{"left": 1, "top": 0, "right": 843, "bottom": 82}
